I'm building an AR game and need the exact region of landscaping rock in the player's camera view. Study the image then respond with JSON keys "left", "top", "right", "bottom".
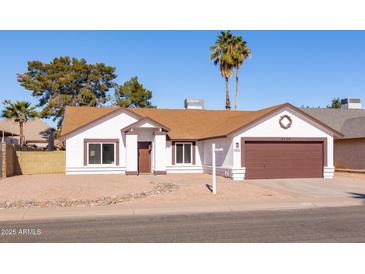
{"left": 0, "top": 183, "right": 178, "bottom": 209}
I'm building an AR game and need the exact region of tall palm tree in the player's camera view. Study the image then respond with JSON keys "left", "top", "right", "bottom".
{"left": 1, "top": 100, "right": 38, "bottom": 146}
{"left": 210, "top": 31, "right": 236, "bottom": 110}
{"left": 232, "top": 35, "right": 251, "bottom": 110}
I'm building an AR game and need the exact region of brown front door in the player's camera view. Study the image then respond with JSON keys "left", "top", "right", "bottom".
{"left": 138, "top": 142, "right": 151, "bottom": 174}
{"left": 244, "top": 141, "right": 324, "bottom": 179}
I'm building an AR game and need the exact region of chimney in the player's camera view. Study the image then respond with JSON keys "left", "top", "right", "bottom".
{"left": 184, "top": 99, "right": 204, "bottom": 110}
{"left": 341, "top": 98, "right": 362, "bottom": 109}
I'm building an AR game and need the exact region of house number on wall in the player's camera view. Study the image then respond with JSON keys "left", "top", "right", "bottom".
{"left": 279, "top": 115, "right": 292, "bottom": 129}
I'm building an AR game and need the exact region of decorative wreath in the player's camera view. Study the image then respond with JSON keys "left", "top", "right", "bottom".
{"left": 279, "top": 115, "right": 292, "bottom": 129}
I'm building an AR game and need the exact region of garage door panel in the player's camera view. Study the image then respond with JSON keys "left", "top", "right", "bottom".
{"left": 247, "top": 167, "right": 321, "bottom": 178}
{"left": 244, "top": 141, "right": 323, "bottom": 179}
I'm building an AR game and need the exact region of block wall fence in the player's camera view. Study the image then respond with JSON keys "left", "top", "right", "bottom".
{"left": 0, "top": 143, "right": 65, "bottom": 178}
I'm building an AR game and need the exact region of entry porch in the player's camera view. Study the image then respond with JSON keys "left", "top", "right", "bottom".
{"left": 123, "top": 117, "right": 168, "bottom": 175}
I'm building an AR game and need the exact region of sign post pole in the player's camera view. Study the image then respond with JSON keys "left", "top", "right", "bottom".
{"left": 212, "top": 143, "right": 216, "bottom": 194}
{"left": 211, "top": 144, "right": 223, "bottom": 194}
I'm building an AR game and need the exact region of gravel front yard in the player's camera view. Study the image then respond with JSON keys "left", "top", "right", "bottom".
{"left": 0, "top": 173, "right": 292, "bottom": 208}
{"left": 0, "top": 174, "right": 177, "bottom": 208}
{"left": 3, "top": 172, "right": 363, "bottom": 209}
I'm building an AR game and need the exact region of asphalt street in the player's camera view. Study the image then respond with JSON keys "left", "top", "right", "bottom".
{"left": 1, "top": 206, "right": 365, "bottom": 242}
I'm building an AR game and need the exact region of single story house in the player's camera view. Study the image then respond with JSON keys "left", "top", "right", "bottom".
{"left": 59, "top": 103, "right": 343, "bottom": 180}
{"left": 0, "top": 118, "right": 53, "bottom": 148}
{"left": 302, "top": 108, "right": 365, "bottom": 171}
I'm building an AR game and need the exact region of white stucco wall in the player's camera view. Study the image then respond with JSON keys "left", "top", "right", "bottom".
{"left": 196, "top": 141, "right": 204, "bottom": 166}
{"left": 202, "top": 138, "right": 233, "bottom": 167}
{"left": 232, "top": 108, "right": 335, "bottom": 179}
{"left": 139, "top": 121, "right": 158, "bottom": 128}
{"left": 126, "top": 133, "right": 138, "bottom": 173}
{"left": 200, "top": 138, "right": 237, "bottom": 178}
{"left": 65, "top": 110, "right": 139, "bottom": 174}
{"left": 136, "top": 128, "right": 154, "bottom": 142}
{"left": 154, "top": 133, "right": 167, "bottom": 172}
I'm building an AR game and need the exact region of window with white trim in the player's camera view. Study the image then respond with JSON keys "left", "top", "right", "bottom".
{"left": 175, "top": 142, "right": 192, "bottom": 164}
{"left": 88, "top": 143, "right": 115, "bottom": 165}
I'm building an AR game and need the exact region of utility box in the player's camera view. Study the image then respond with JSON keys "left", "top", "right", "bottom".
{"left": 341, "top": 98, "right": 362, "bottom": 109}
{"left": 184, "top": 99, "right": 204, "bottom": 110}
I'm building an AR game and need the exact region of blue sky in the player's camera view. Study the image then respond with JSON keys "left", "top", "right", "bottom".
{"left": 1, "top": 31, "right": 365, "bottom": 126}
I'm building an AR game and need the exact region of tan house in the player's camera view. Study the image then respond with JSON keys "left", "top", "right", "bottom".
{"left": 0, "top": 118, "right": 52, "bottom": 148}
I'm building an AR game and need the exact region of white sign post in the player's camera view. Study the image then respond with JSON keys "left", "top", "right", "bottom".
{"left": 212, "top": 143, "right": 223, "bottom": 194}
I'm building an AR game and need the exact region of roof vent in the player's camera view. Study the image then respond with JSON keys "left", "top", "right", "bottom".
{"left": 341, "top": 98, "right": 362, "bottom": 109}
{"left": 184, "top": 99, "right": 204, "bottom": 110}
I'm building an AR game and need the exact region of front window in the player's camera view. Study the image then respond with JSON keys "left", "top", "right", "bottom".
{"left": 175, "top": 143, "right": 192, "bottom": 164}
{"left": 88, "top": 143, "right": 115, "bottom": 165}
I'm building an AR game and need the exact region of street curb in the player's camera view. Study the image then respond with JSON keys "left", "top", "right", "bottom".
{"left": 0, "top": 198, "right": 363, "bottom": 222}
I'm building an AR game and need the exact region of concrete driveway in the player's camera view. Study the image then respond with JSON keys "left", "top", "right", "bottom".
{"left": 248, "top": 172, "right": 365, "bottom": 200}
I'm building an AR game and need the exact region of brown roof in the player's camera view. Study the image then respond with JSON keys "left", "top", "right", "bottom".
{"left": 129, "top": 105, "right": 284, "bottom": 139}
{"left": 60, "top": 103, "right": 342, "bottom": 140}
{"left": 0, "top": 118, "right": 51, "bottom": 141}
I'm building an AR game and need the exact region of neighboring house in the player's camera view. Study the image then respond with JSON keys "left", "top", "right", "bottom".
{"left": 0, "top": 130, "right": 19, "bottom": 143}
{"left": 0, "top": 118, "right": 52, "bottom": 148}
{"left": 59, "top": 102, "right": 342, "bottom": 180}
{"left": 303, "top": 107, "right": 365, "bottom": 171}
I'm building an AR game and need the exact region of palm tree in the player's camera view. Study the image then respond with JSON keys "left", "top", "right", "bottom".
{"left": 1, "top": 100, "right": 38, "bottom": 146}
{"left": 210, "top": 31, "right": 236, "bottom": 110}
{"left": 232, "top": 35, "right": 251, "bottom": 110}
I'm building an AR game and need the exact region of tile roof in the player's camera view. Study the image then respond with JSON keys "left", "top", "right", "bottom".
{"left": 0, "top": 118, "right": 51, "bottom": 141}
{"left": 302, "top": 108, "right": 365, "bottom": 139}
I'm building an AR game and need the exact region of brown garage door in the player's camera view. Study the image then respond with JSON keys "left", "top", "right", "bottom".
{"left": 244, "top": 141, "right": 324, "bottom": 179}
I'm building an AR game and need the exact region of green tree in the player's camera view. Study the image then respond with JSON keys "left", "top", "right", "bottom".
{"left": 1, "top": 100, "right": 38, "bottom": 146}
{"left": 210, "top": 31, "right": 236, "bottom": 110}
{"left": 114, "top": 76, "right": 155, "bottom": 108}
{"left": 327, "top": 98, "right": 341, "bottom": 109}
{"left": 232, "top": 35, "right": 251, "bottom": 110}
{"left": 17, "top": 56, "right": 117, "bottom": 127}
